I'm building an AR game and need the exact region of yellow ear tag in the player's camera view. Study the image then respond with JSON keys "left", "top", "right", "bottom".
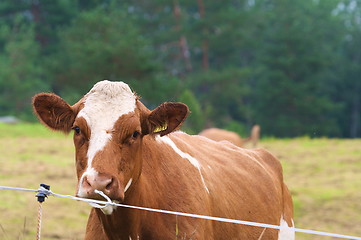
{"left": 153, "top": 123, "right": 168, "bottom": 133}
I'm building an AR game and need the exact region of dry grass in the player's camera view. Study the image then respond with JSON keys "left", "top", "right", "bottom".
{"left": 0, "top": 124, "right": 360, "bottom": 239}
{"left": 0, "top": 124, "right": 88, "bottom": 240}
{"left": 260, "top": 137, "right": 361, "bottom": 239}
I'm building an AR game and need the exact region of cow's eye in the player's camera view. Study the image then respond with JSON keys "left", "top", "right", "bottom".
{"left": 73, "top": 126, "right": 81, "bottom": 134}
{"left": 132, "top": 131, "right": 140, "bottom": 139}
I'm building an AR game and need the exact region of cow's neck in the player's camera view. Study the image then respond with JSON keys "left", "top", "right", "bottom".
{"left": 93, "top": 175, "right": 151, "bottom": 239}
{"left": 94, "top": 134, "right": 173, "bottom": 239}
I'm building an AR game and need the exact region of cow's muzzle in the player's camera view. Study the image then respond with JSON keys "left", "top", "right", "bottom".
{"left": 78, "top": 172, "right": 124, "bottom": 202}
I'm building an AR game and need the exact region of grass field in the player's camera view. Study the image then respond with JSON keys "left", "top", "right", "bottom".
{"left": 0, "top": 123, "right": 360, "bottom": 239}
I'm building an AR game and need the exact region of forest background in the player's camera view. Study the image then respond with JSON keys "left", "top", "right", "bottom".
{"left": 0, "top": 0, "right": 360, "bottom": 138}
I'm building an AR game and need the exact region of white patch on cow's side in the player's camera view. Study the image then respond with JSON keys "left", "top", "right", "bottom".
{"left": 77, "top": 80, "right": 136, "bottom": 179}
{"left": 278, "top": 216, "right": 295, "bottom": 240}
{"left": 156, "top": 135, "right": 210, "bottom": 194}
{"left": 124, "top": 178, "right": 133, "bottom": 192}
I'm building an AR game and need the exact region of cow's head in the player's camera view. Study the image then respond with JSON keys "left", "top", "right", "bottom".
{"left": 32, "top": 80, "right": 189, "bottom": 214}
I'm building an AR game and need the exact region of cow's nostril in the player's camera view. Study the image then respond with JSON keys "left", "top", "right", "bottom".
{"left": 83, "top": 176, "right": 91, "bottom": 188}
{"left": 106, "top": 178, "right": 114, "bottom": 190}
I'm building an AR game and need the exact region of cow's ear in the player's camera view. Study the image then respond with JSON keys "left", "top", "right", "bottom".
{"left": 32, "top": 93, "right": 77, "bottom": 133}
{"left": 144, "top": 102, "right": 189, "bottom": 136}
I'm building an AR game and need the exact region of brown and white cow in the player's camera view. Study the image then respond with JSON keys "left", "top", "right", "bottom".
{"left": 199, "top": 125, "right": 261, "bottom": 148}
{"left": 32, "top": 80, "right": 294, "bottom": 240}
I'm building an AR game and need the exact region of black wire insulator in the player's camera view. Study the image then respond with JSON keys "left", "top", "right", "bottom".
{"left": 36, "top": 184, "right": 50, "bottom": 203}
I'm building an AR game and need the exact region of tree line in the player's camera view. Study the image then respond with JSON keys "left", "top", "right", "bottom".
{"left": 0, "top": 0, "right": 360, "bottom": 138}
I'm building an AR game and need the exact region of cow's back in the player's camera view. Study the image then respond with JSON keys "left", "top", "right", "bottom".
{"left": 199, "top": 128, "right": 245, "bottom": 147}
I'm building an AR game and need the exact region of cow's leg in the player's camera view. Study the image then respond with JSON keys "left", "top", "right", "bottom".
{"left": 84, "top": 208, "right": 108, "bottom": 240}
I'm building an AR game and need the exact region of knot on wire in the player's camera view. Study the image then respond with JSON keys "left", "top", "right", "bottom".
{"left": 87, "top": 190, "right": 113, "bottom": 209}
{"left": 36, "top": 184, "right": 52, "bottom": 203}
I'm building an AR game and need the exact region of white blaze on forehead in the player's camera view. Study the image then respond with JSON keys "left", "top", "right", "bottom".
{"left": 156, "top": 135, "right": 210, "bottom": 194}
{"left": 78, "top": 80, "right": 136, "bottom": 171}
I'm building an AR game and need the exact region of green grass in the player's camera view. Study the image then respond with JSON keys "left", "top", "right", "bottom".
{"left": 0, "top": 123, "right": 66, "bottom": 138}
{"left": 1, "top": 124, "right": 361, "bottom": 239}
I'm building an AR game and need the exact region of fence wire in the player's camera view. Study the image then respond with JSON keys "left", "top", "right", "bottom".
{"left": 1, "top": 185, "right": 361, "bottom": 240}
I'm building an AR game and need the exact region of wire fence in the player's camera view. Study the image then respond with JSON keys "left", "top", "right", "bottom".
{"left": 1, "top": 185, "right": 361, "bottom": 240}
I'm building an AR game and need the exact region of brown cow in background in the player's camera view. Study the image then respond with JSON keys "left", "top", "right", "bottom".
{"left": 199, "top": 125, "right": 260, "bottom": 148}
{"left": 32, "top": 80, "right": 293, "bottom": 240}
